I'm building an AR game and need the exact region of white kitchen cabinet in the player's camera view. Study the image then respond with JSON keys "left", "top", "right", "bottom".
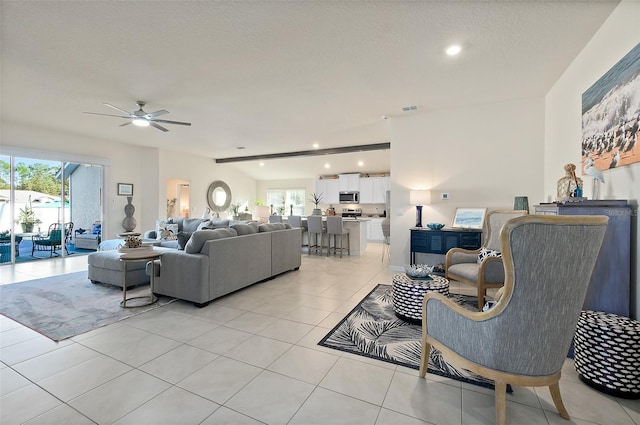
{"left": 315, "top": 179, "right": 339, "bottom": 204}
{"left": 359, "top": 177, "right": 374, "bottom": 203}
{"left": 359, "top": 176, "right": 389, "bottom": 204}
{"left": 372, "top": 176, "right": 390, "bottom": 204}
{"left": 367, "top": 218, "right": 384, "bottom": 242}
{"left": 339, "top": 174, "right": 360, "bottom": 192}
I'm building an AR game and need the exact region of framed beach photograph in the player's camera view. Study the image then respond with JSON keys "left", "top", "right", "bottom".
{"left": 117, "top": 183, "right": 133, "bottom": 196}
{"left": 451, "top": 207, "right": 486, "bottom": 229}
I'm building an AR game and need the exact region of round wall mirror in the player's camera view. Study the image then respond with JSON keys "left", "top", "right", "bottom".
{"left": 206, "top": 180, "right": 232, "bottom": 212}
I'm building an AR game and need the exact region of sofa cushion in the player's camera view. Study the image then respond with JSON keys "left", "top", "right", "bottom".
{"left": 208, "top": 219, "right": 231, "bottom": 229}
{"left": 185, "top": 228, "right": 238, "bottom": 254}
{"left": 182, "top": 218, "right": 207, "bottom": 233}
{"left": 477, "top": 247, "right": 501, "bottom": 264}
{"left": 231, "top": 222, "right": 259, "bottom": 235}
{"left": 177, "top": 231, "right": 192, "bottom": 250}
{"left": 258, "top": 223, "right": 288, "bottom": 232}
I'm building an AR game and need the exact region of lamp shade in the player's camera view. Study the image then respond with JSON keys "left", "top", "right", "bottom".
{"left": 253, "top": 205, "right": 270, "bottom": 220}
{"left": 409, "top": 190, "right": 432, "bottom": 205}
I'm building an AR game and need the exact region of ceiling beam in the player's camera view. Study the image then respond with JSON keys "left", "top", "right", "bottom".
{"left": 215, "top": 142, "right": 390, "bottom": 164}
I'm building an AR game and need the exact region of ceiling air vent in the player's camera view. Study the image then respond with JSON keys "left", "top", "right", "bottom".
{"left": 401, "top": 105, "right": 418, "bottom": 112}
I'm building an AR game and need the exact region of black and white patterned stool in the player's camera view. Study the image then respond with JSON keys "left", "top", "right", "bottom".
{"left": 392, "top": 273, "right": 449, "bottom": 324}
{"left": 574, "top": 310, "right": 640, "bottom": 399}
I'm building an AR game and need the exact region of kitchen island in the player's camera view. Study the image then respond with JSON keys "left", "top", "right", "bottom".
{"left": 341, "top": 218, "right": 369, "bottom": 256}
{"left": 299, "top": 217, "right": 370, "bottom": 256}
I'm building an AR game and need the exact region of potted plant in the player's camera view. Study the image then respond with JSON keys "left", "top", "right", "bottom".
{"left": 17, "top": 205, "right": 41, "bottom": 233}
{"left": 309, "top": 193, "right": 324, "bottom": 215}
{"left": 229, "top": 202, "right": 242, "bottom": 220}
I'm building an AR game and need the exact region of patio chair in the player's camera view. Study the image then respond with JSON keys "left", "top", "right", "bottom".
{"left": 32, "top": 223, "right": 63, "bottom": 257}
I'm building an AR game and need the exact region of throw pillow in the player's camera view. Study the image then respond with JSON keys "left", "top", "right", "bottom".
{"left": 158, "top": 223, "right": 179, "bottom": 241}
{"left": 155, "top": 219, "right": 168, "bottom": 240}
{"left": 477, "top": 247, "right": 501, "bottom": 264}
{"left": 176, "top": 231, "right": 192, "bottom": 250}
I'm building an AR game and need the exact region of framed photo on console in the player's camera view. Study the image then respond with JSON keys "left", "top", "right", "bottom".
{"left": 117, "top": 183, "right": 133, "bottom": 196}
{"left": 451, "top": 207, "right": 486, "bottom": 229}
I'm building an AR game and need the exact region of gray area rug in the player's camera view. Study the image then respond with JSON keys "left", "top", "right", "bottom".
{"left": 319, "top": 284, "right": 511, "bottom": 391}
{"left": 0, "top": 271, "right": 176, "bottom": 341}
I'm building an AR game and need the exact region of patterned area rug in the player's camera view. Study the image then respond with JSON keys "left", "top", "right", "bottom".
{"left": 0, "top": 271, "right": 176, "bottom": 341}
{"left": 319, "top": 284, "right": 510, "bottom": 391}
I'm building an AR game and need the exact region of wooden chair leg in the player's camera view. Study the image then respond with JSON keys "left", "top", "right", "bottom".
{"left": 419, "top": 337, "right": 430, "bottom": 378}
{"left": 495, "top": 381, "right": 507, "bottom": 425}
{"left": 549, "top": 382, "right": 570, "bottom": 419}
{"left": 477, "top": 286, "right": 486, "bottom": 310}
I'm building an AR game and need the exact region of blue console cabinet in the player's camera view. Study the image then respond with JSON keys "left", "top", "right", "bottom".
{"left": 534, "top": 200, "right": 632, "bottom": 317}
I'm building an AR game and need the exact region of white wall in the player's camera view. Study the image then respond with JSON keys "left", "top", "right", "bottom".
{"left": 545, "top": 0, "right": 640, "bottom": 318}
{"left": 389, "top": 97, "right": 545, "bottom": 268}
{"left": 158, "top": 152, "right": 257, "bottom": 223}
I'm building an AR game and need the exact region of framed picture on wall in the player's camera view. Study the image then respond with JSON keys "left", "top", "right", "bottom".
{"left": 117, "top": 183, "right": 133, "bottom": 196}
{"left": 451, "top": 208, "right": 486, "bottom": 229}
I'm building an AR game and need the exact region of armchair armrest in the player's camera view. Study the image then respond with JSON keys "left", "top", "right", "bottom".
{"left": 478, "top": 256, "right": 505, "bottom": 284}
{"left": 446, "top": 247, "right": 480, "bottom": 268}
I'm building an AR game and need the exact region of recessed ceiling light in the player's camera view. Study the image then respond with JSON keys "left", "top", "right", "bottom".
{"left": 313, "top": 143, "right": 320, "bottom": 149}
{"left": 236, "top": 146, "right": 246, "bottom": 150}
{"left": 324, "top": 163, "right": 330, "bottom": 169}
{"left": 259, "top": 162, "right": 264, "bottom": 167}
{"left": 358, "top": 161, "right": 364, "bottom": 166}
{"left": 446, "top": 45, "right": 461, "bottom": 56}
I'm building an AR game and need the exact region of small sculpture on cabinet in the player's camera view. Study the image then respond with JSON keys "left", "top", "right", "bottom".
{"left": 556, "top": 163, "right": 584, "bottom": 200}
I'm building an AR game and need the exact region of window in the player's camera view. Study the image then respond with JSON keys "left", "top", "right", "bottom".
{"left": 266, "top": 188, "right": 305, "bottom": 216}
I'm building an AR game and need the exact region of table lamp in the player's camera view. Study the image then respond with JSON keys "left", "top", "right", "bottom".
{"left": 409, "top": 190, "right": 431, "bottom": 227}
{"left": 253, "top": 205, "right": 270, "bottom": 223}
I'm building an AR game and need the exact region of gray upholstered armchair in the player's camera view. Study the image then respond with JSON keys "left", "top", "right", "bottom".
{"left": 446, "top": 209, "right": 527, "bottom": 310}
{"left": 420, "top": 215, "right": 608, "bottom": 425}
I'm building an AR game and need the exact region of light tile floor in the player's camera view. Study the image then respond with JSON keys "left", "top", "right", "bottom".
{"left": 1, "top": 245, "right": 638, "bottom": 424}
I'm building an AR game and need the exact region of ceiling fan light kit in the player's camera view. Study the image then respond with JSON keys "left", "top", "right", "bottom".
{"left": 84, "top": 100, "right": 191, "bottom": 132}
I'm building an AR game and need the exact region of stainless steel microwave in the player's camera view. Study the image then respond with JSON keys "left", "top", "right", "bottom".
{"left": 339, "top": 191, "right": 359, "bottom": 204}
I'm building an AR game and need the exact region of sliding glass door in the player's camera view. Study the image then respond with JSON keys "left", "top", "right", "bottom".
{"left": 0, "top": 154, "right": 103, "bottom": 265}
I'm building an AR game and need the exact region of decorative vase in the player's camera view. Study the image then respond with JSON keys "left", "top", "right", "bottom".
{"left": 21, "top": 223, "right": 33, "bottom": 233}
{"left": 122, "top": 196, "right": 137, "bottom": 232}
{"left": 513, "top": 196, "right": 529, "bottom": 213}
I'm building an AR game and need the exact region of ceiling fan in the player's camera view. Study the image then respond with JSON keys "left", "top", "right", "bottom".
{"left": 84, "top": 101, "right": 192, "bottom": 132}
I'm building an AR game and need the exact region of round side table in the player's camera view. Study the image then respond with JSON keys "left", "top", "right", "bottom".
{"left": 392, "top": 273, "right": 449, "bottom": 324}
{"left": 119, "top": 248, "right": 161, "bottom": 308}
{"left": 574, "top": 310, "right": 640, "bottom": 399}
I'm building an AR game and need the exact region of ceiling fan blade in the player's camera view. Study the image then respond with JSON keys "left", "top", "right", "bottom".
{"left": 151, "top": 118, "right": 192, "bottom": 126}
{"left": 103, "top": 103, "right": 133, "bottom": 115}
{"left": 119, "top": 121, "right": 132, "bottom": 127}
{"left": 149, "top": 122, "right": 169, "bottom": 132}
{"left": 146, "top": 110, "right": 169, "bottom": 118}
{"left": 84, "top": 112, "right": 130, "bottom": 119}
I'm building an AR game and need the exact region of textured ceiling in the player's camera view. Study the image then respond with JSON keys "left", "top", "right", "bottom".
{"left": 1, "top": 1, "right": 619, "bottom": 180}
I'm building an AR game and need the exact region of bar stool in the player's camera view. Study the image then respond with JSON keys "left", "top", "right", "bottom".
{"left": 326, "top": 216, "right": 350, "bottom": 258}
{"left": 307, "top": 215, "right": 326, "bottom": 255}
{"left": 287, "top": 216, "right": 304, "bottom": 247}
{"left": 268, "top": 215, "right": 283, "bottom": 223}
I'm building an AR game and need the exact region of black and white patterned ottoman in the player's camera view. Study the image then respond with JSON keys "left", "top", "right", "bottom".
{"left": 574, "top": 310, "right": 640, "bottom": 399}
{"left": 392, "top": 273, "right": 449, "bottom": 324}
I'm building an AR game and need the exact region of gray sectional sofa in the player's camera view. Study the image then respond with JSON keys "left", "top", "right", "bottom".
{"left": 149, "top": 222, "right": 301, "bottom": 307}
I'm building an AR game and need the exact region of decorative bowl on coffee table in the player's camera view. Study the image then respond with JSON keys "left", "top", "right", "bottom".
{"left": 404, "top": 264, "right": 434, "bottom": 279}
{"left": 426, "top": 223, "right": 445, "bottom": 230}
